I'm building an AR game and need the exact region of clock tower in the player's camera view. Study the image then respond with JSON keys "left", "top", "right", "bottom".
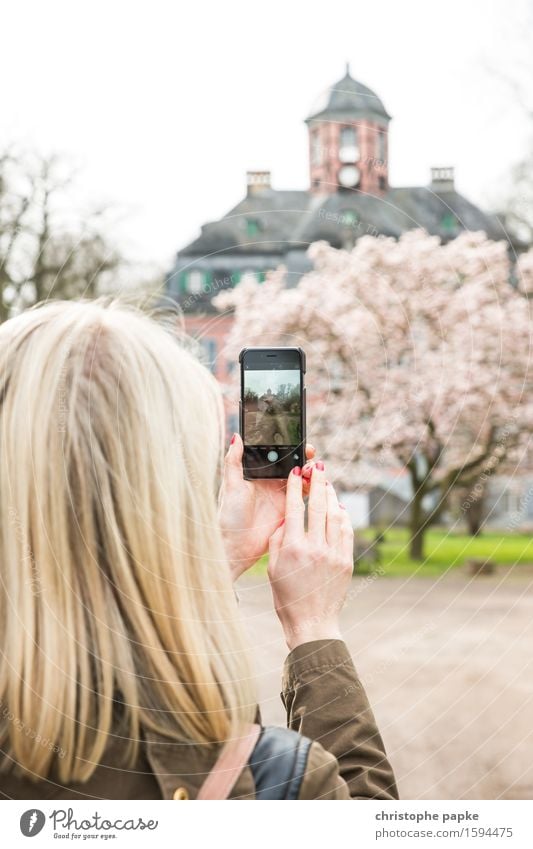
{"left": 306, "top": 64, "right": 391, "bottom": 196}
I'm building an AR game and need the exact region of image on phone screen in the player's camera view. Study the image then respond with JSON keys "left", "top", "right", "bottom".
{"left": 243, "top": 369, "right": 302, "bottom": 446}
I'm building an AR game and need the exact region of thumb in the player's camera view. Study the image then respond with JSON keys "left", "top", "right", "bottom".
{"left": 223, "top": 432, "right": 244, "bottom": 483}
{"left": 268, "top": 520, "right": 285, "bottom": 571}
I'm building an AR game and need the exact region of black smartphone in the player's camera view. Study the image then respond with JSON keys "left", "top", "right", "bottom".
{"left": 239, "top": 347, "right": 306, "bottom": 479}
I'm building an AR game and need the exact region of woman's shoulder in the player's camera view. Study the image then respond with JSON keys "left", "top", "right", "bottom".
{"left": 239, "top": 726, "right": 350, "bottom": 800}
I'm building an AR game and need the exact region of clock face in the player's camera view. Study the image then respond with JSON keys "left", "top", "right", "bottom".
{"left": 338, "top": 165, "right": 360, "bottom": 188}
{"left": 339, "top": 145, "right": 360, "bottom": 164}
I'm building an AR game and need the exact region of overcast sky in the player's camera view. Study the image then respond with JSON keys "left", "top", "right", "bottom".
{"left": 2, "top": 0, "right": 531, "bottom": 270}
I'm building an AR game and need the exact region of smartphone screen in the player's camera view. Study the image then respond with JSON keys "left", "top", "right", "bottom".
{"left": 239, "top": 347, "right": 306, "bottom": 479}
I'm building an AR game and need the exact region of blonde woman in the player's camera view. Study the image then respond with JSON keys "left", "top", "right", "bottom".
{"left": 0, "top": 300, "right": 397, "bottom": 800}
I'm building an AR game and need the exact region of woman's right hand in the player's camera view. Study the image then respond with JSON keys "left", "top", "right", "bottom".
{"left": 267, "top": 464, "right": 354, "bottom": 651}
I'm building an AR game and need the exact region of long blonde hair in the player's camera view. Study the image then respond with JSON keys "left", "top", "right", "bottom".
{"left": 0, "top": 299, "right": 255, "bottom": 783}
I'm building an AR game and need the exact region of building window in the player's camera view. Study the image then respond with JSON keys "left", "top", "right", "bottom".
{"left": 377, "top": 129, "right": 386, "bottom": 162}
{"left": 213, "top": 270, "right": 233, "bottom": 291}
{"left": 200, "top": 337, "right": 217, "bottom": 372}
{"left": 340, "top": 209, "right": 358, "bottom": 228}
{"left": 340, "top": 126, "right": 357, "bottom": 148}
{"left": 242, "top": 269, "right": 260, "bottom": 281}
{"left": 378, "top": 175, "right": 387, "bottom": 191}
{"left": 339, "top": 126, "right": 359, "bottom": 164}
{"left": 311, "top": 131, "right": 322, "bottom": 166}
{"left": 440, "top": 213, "right": 458, "bottom": 234}
{"left": 246, "top": 218, "right": 261, "bottom": 238}
{"left": 186, "top": 270, "right": 204, "bottom": 294}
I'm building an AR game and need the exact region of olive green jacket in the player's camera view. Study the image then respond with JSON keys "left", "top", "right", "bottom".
{"left": 0, "top": 640, "right": 398, "bottom": 800}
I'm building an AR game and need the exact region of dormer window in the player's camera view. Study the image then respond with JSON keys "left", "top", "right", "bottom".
{"left": 246, "top": 218, "right": 261, "bottom": 238}
{"left": 441, "top": 213, "right": 458, "bottom": 234}
{"left": 340, "top": 209, "right": 358, "bottom": 228}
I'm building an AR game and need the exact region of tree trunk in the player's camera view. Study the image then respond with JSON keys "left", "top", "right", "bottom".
{"left": 409, "top": 488, "right": 426, "bottom": 561}
{"left": 466, "top": 494, "right": 485, "bottom": 536}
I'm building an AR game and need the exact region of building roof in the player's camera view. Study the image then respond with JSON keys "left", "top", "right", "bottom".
{"left": 180, "top": 190, "right": 310, "bottom": 256}
{"left": 177, "top": 184, "right": 507, "bottom": 259}
{"left": 306, "top": 65, "right": 391, "bottom": 124}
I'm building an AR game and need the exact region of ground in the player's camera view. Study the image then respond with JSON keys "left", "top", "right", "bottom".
{"left": 239, "top": 568, "right": 533, "bottom": 799}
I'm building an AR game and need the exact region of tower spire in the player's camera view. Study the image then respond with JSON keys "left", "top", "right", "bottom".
{"left": 345, "top": 61, "right": 350, "bottom": 77}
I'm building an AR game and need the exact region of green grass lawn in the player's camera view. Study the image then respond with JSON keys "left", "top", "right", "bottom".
{"left": 250, "top": 528, "right": 533, "bottom": 578}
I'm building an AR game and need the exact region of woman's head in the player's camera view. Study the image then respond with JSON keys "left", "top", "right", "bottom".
{"left": 0, "top": 299, "right": 254, "bottom": 783}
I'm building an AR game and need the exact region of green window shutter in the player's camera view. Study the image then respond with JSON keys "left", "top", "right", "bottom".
{"left": 246, "top": 219, "right": 260, "bottom": 238}
{"left": 441, "top": 213, "right": 457, "bottom": 233}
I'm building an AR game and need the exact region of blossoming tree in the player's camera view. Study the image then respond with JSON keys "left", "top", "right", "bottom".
{"left": 215, "top": 230, "right": 533, "bottom": 560}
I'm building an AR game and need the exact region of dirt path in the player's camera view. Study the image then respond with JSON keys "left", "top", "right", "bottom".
{"left": 238, "top": 570, "right": 533, "bottom": 799}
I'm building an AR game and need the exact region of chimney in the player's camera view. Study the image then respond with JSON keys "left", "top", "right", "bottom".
{"left": 246, "top": 170, "right": 271, "bottom": 195}
{"left": 430, "top": 166, "right": 455, "bottom": 192}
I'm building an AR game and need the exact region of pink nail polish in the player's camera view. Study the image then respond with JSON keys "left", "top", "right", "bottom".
{"left": 293, "top": 466, "right": 302, "bottom": 476}
{"left": 230, "top": 434, "right": 236, "bottom": 445}
{"left": 315, "top": 461, "right": 325, "bottom": 471}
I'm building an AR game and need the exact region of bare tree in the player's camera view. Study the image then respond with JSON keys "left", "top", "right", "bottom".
{"left": 0, "top": 149, "right": 122, "bottom": 319}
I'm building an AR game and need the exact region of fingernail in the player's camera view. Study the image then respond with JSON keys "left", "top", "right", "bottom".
{"left": 315, "top": 461, "right": 325, "bottom": 471}
{"left": 230, "top": 433, "right": 236, "bottom": 445}
{"left": 292, "top": 466, "right": 302, "bottom": 476}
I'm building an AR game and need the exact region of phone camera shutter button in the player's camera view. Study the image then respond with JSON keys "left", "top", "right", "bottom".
{"left": 267, "top": 450, "right": 279, "bottom": 462}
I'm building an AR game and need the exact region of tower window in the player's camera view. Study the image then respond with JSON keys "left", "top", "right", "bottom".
{"left": 378, "top": 129, "right": 386, "bottom": 162}
{"left": 378, "top": 175, "right": 387, "bottom": 191}
{"left": 339, "top": 126, "right": 359, "bottom": 164}
{"left": 311, "top": 132, "right": 322, "bottom": 166}
{"left": 340, "top": 126, "right": 357, "bottom": 148}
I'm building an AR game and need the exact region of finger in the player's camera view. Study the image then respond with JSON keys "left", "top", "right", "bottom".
{"left": 302, "top": 461, "right": 314, "bottom": 480}
{"left": 307, "top": 461, "right": 327, "bottom": 544}
{"left": 305, "top": 443, "right": 315, "bottom": 461}
{"left": 223, "top": 432, "right": 244, "bottom": 484}
{"left": 302, "top": 457, "right": 324, "bottom": 480}
{"left": 284, "top": 467, "right": 305, "bottom": 542}
{"left": 325, "top": 481, "right": 344, "bottom": 547}
{"left": 268, "top": 520, "right": 285, "bottom": 571}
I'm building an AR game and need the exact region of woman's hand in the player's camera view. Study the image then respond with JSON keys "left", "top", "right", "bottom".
{"left": 219, "top": 433, "right": 317, "bottom": 581}
{"left": 267, "top": 463, "right": 354, "bottom": 651}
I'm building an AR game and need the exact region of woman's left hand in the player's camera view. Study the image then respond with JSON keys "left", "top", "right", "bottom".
{"left": 219, "top": 433, "right": 317, "bottom": 581}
